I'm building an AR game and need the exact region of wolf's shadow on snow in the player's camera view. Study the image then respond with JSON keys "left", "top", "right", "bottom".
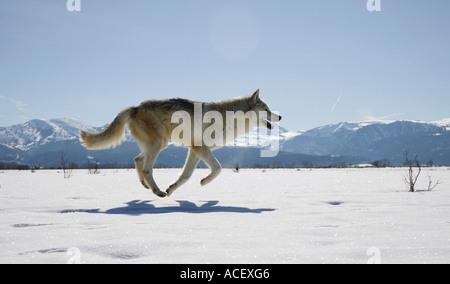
{"left": 60, "top": 200, "right": 275, "bottom": 216}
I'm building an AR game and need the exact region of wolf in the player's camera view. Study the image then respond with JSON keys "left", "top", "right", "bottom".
{"left": 79, "top": 89, "right": 281, "bottom": 198}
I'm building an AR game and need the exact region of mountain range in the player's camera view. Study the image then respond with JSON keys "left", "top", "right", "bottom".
{"left": 1, "top": 118, "right": 449, "bottom": 168}
{"left": 282, "top": 119, "right": 450, "bottom": 165}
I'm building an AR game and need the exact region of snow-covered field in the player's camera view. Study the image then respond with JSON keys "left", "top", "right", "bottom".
{"left": 0, "top": 167, "right": 449, "bottom": 264}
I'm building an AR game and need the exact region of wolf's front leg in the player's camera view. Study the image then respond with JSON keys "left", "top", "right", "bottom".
{"left": 166, "top": 148, "right": 200, "bottom": 197}
{"left": 191, "top": 146, "right": 222, "bottom": 187}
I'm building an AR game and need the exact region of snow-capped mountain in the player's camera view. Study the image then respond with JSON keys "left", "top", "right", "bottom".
{"left": 282, "top": 119, "right": 450, "bottom": 164}
{"left": 229, "top": 126, "right": 300, "bottom": 148}
{"left": 0, "top": 118, "right": 137, "bottom": 151}
{"left": 0, "top": 118, "right": 98, "bottom": 151}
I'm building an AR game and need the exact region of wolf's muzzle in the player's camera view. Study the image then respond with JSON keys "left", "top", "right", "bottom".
{"left": 265, "top": 112, "right": 282, "bottom": 130}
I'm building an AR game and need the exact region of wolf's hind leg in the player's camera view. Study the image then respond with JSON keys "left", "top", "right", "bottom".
{"left": 166, "top": 148, "right": 200, "bottom": 197}
{"left": 141, "top": 147, "right": 167, "bottom": 198}
{"left": 191, "top": 146, "right": 222, "bottom": 187}
{"left": 134, "top": 153, "right": 148, "bottom": 189}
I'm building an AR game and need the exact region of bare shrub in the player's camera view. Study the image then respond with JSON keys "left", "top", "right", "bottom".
{"left": 403, "top": 151, "right": 421, "bottom": 192}
{"left": 427, "top": 173, "right": 442, "bottom": 191}
{"left": 60, "top": 152, "right": 76, "bottom": 179}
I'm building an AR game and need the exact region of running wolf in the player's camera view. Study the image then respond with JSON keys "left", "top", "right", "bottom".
{"left": 79, "top": 89, "right": 281, "bottom": 197}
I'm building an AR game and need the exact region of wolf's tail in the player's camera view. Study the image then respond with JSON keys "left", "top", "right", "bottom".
{"left": 80, "top": 107, "right": 135, "bottom": 150}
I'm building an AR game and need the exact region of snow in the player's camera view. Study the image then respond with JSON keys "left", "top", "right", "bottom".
{"left": 228, "top": 125, "right": 295, "bottom": 148}
{"left": 281, "top": 130, "right": 304, "bottom": 140}
{"left": 433, "top": 118, "right": 450, "bottom": 131}
{"left": 0, "top": 168, "right": 449, "bottom": 264}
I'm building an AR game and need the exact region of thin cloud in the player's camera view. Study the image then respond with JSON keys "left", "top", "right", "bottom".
{"left": 331, "top": 94, "right": 342, "bottom": 113}
{"left": 360, "top": 109, "right": 406, "bottom": 121}
{"left": 11, "top": 99, "right": 27, "bottom": 111}
{"left": 0, "top": 95, "right": 31, "bottom": 114}
{"left": 377, "top": 113, "right": 406, "bottom": 120}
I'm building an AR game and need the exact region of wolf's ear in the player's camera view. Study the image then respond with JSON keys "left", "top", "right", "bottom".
{"left": 249, "top": 89, "right": 260, "bottom": 104}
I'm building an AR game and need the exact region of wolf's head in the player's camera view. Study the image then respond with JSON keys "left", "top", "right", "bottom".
{"left": 249, "top": 89, "right": 282, "bottom": 130}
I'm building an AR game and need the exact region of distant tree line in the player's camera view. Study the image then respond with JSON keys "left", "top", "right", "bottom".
{"left": 0, "top": 161, "right": 135, "bottom": 170}
{"left": 0, "top": 157, "right": 441, "bottom": 170}
{"left": 0, "top": 162, "right": 33, "bottom": 170}
{"left": 371, "top": 158, "right": 435, "bottom": 168}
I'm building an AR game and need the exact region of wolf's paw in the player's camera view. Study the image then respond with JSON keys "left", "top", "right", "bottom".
{"left": 140, "top": 180, "right": 149, "bottom": 189}
{"left": 165, "top": 184, "right": 176, "bottom": 197}
{"left": 165, "top": 189, "right": 174, "bottom": 197}
{"left": 155, "top": 191, "right": 167, "bottom": 198}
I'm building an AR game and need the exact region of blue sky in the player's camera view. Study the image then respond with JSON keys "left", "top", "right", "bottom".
{"left": 0, "top": 0, "right": 449, "bottom": 131}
